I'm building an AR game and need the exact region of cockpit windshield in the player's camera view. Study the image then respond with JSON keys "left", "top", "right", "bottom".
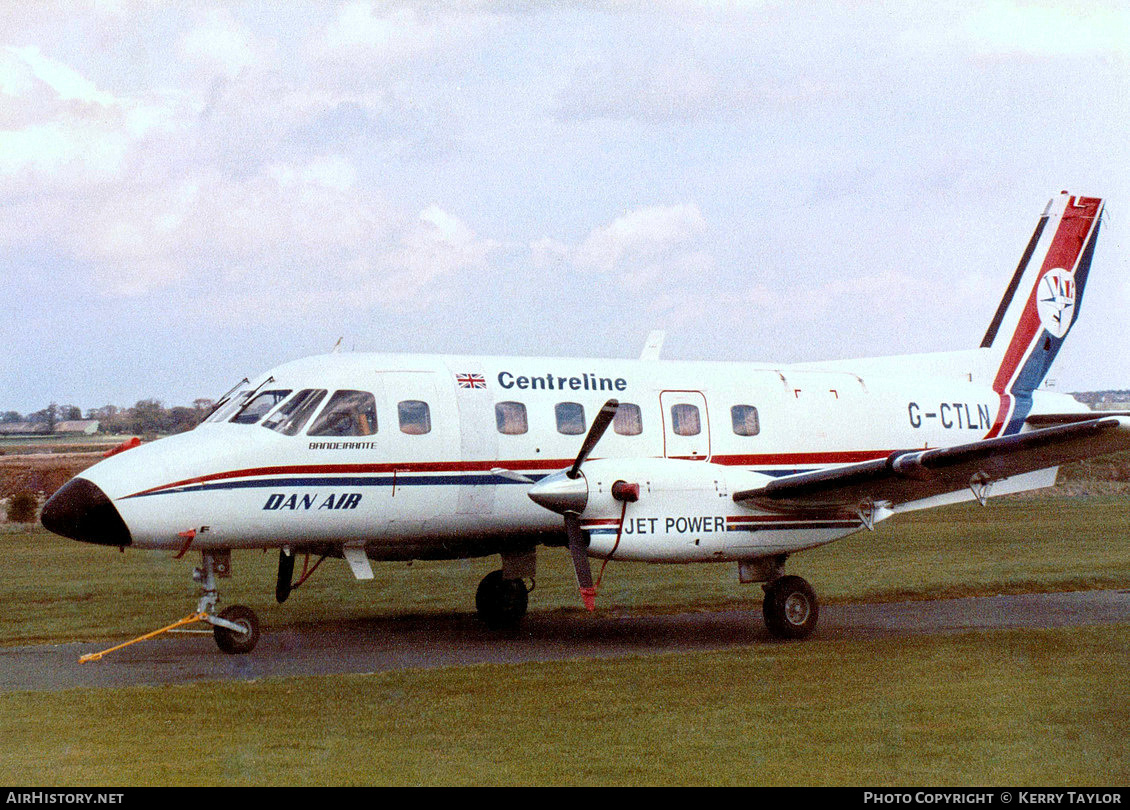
{"left": 203, "top": 376, "right": 281, "bottom": 425}
{"left": 266, "top": 389, "right": 327, "bottom": 436}
{"left": 203, "top": 378, "right": 252, "bottom": 424}
{"left": 230, "top": 390, "right": 292, "bottom": 424}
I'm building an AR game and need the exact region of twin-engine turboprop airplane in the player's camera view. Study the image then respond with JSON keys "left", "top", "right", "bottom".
{"left": 42, "top": 191, "right": 1129, "bottom": 656}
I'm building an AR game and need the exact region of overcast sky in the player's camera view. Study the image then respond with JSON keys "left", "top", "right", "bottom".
{"left": 2, "top": 1, "right": 1128, "bottom": 414}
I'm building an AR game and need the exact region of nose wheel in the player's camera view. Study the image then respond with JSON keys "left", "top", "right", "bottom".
{"left": 212, "top": 604, "right": 261, "bottom": 654}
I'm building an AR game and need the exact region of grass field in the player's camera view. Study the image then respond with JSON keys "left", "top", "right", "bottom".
{"left": 4, "top": 497, "right": 1130, "bottom": 646}
{"left": 2, "top": 496, "right": 1128, "bottom": 785}
{"left": 0, "top": 627, "right": 1126, "bottom": 786}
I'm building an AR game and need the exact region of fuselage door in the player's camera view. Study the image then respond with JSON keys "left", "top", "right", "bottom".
{"left": 659, "top": 390, "right": 711, "bottom": 461}
{"left": 452, "top": 364, "right": 498, "bottom": 515}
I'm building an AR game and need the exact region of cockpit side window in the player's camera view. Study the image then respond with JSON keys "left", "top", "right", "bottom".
{"left": 230, "top": 390, "right": 292, "bottom": 424}
{"left": 308, "top": 390, "right": 378, "bottom": 437}
{"left": 270, "top": 389, "right": 327, "bottom": 436}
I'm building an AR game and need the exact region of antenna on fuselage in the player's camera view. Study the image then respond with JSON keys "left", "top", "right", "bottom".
{"left": 332, "top": 337, "right": 343, "bottom": 354}
{"left": 640, "top": 330, "right": 665, "bottom": 361}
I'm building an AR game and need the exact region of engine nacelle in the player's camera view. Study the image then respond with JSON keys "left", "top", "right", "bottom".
{"left": 572, "top": 458, "right": 853, "bottom": 563}
{"left": 527, "top": 457, "right": 867, "bottom": 563}
{"left": 572, "top": 458, "right": 762, "bottom": 562}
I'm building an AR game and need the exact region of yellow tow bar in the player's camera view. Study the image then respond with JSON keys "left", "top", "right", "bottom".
{"left": 79, "top": 612, "right": 209, "bottom": 664}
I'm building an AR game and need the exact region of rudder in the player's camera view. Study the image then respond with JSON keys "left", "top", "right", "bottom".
{"left": 982, "top": 191, "right": 1104, "bottom": 437}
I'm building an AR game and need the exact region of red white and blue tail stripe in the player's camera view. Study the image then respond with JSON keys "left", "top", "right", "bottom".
{"left": 980, "top": 192, "right": 1104, "bottom": 437}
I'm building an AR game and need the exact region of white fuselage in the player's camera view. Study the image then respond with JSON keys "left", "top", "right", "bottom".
{"left": 79, "top": 350, "right": 1078, "bottom": 565}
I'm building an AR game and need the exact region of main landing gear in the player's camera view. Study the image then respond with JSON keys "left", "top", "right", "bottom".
{"left": 475, "top": 569, "right": 531, "bottom": 630}
{"left": 762, "top": 575, "right": 819, "bottom": 640}
{"left": 741, "top": 555, "right": 819, "bottom": 640}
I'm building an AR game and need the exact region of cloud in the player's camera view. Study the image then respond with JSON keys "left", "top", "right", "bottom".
{"left": 320, "top": 1, "right": 500, "bottom": 71}
{"left": 325, "top": 2, "right": 436, "bottom": 55}
{"left": 966, "top": 2, "right": 1130, "bottom": 57}
{"left": 2, "top": 149, "right": 499, "bottom": 317}
{"left": 357, "top": 204, "right": 500, "bottom": 308}
{"left": 532, "top": 203, "right": 713, "bottom": 288}
{"left": 177, "top": 8, "right": 277, "bottom": 79}
{"left": 5, "top": 45, "right": 118, "bottom": 106}
{"left": 0, "top": 45, "right": 176, "bottom": 180}
{"left": 554, "top": 58, "right": 724, "bottom": 123}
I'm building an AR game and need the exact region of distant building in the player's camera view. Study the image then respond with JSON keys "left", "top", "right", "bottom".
{"left": 55, "top": 420, "right": 100, "bottom": 435}
{"left": 0, "top": 420, "right": 100, "bottom": 436}
{"left": 1072, "top": 390, "right": 1130, "bottom": 409}
{"left": 0, "top": 422, "right": 39, "bottom": 435}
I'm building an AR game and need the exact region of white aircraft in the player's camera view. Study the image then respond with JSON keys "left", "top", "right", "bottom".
{"left": 42, "top": 191, "right": 1128, "bottom": 657}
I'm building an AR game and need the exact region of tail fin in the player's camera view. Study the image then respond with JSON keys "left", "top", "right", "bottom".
{"left": 982, "top": 191, "right": 1104, "bottom": 437}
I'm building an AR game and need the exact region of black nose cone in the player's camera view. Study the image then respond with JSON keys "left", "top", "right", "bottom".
{"left": 41, "top": 478, "right": 132, "bottom": 547}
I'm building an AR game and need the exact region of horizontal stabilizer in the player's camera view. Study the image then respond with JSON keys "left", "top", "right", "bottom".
{"left": 734, "top": 417, "right": 1130, "bottom": 513}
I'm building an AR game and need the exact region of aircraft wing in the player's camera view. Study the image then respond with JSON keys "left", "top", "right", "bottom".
{"left": 1026, "top": 411, "right": 1130, "bottom": 425}
{"left": 733, "top": 417, "right": 1130, "bottom": 513}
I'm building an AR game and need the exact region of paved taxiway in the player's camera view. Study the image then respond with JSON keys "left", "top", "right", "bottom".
{"left": 4, "top": 589, "right": 1128, "bottom": 692}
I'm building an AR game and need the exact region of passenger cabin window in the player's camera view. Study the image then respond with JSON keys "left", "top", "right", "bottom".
{"left": 495, "top": 401, "right": 528, "bottom": 435}
{"left": 670, "top": 403, "right": 701, "bottom": 436}
{"left": 230, "top": 390, "right": 292, "bottom": 424}
{"left": 555, "top": 402, "right": 586, "bottom": 435}
{"left": 398, "top": 400, "right": 432, "bottom": 435}
{"left": 614, "top": 403, "right": 643, "bottom": 436}
{"left": 270, "top": 389, "right": 327, "bottom": 436}
{"left": 308, "top": 390, "right": 378, "bottom": 437}
{"left": 731, "top": 405, "right": 760, "bottom": 436}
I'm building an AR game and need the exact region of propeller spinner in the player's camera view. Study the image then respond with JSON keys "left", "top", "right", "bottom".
{"left": 527, "top": 398, "right": 619, "bottom": 611}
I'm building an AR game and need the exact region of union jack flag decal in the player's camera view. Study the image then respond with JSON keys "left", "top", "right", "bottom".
{"left": 456, "top": 373, "right": 487, "bottom": 389}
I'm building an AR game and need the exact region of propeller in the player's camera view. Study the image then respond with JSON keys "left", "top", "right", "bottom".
{"left": 568, "top": 398, "right": 619, "bottom": 480}
{"left": 528, "top": 398, "right": 619, "bottom": 611}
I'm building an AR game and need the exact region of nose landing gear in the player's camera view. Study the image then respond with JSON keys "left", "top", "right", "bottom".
{"left": 194, "top": 551, "right": 260, "bottom": 655}
{"left": 78, "top": 550, "right": 260, "bottom": 663}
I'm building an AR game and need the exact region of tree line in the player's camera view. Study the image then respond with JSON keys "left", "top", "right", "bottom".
{"left": 2, "top": 399, "right": 215, "bottom": 436}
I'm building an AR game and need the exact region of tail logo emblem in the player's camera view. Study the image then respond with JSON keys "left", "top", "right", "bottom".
{"left": 1036, "top": 268, "right": 1076, "bottom": 339}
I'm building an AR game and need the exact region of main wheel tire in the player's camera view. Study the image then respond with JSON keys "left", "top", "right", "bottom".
{"left": 213, "top": 604, "right": 261, "bottom": 654}
{"left": 475, "top": 569, "right": 529, "bottom": 630}
{"left": 762, "top": 576, "right": 818, "bottom": 640}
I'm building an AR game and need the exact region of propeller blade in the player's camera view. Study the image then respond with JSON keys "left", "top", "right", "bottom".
{"left": 567, "top": 398, "right": 619, "bottom": 479}
{"left": 564, "top": 512, "right": 597, "bottom": 611}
